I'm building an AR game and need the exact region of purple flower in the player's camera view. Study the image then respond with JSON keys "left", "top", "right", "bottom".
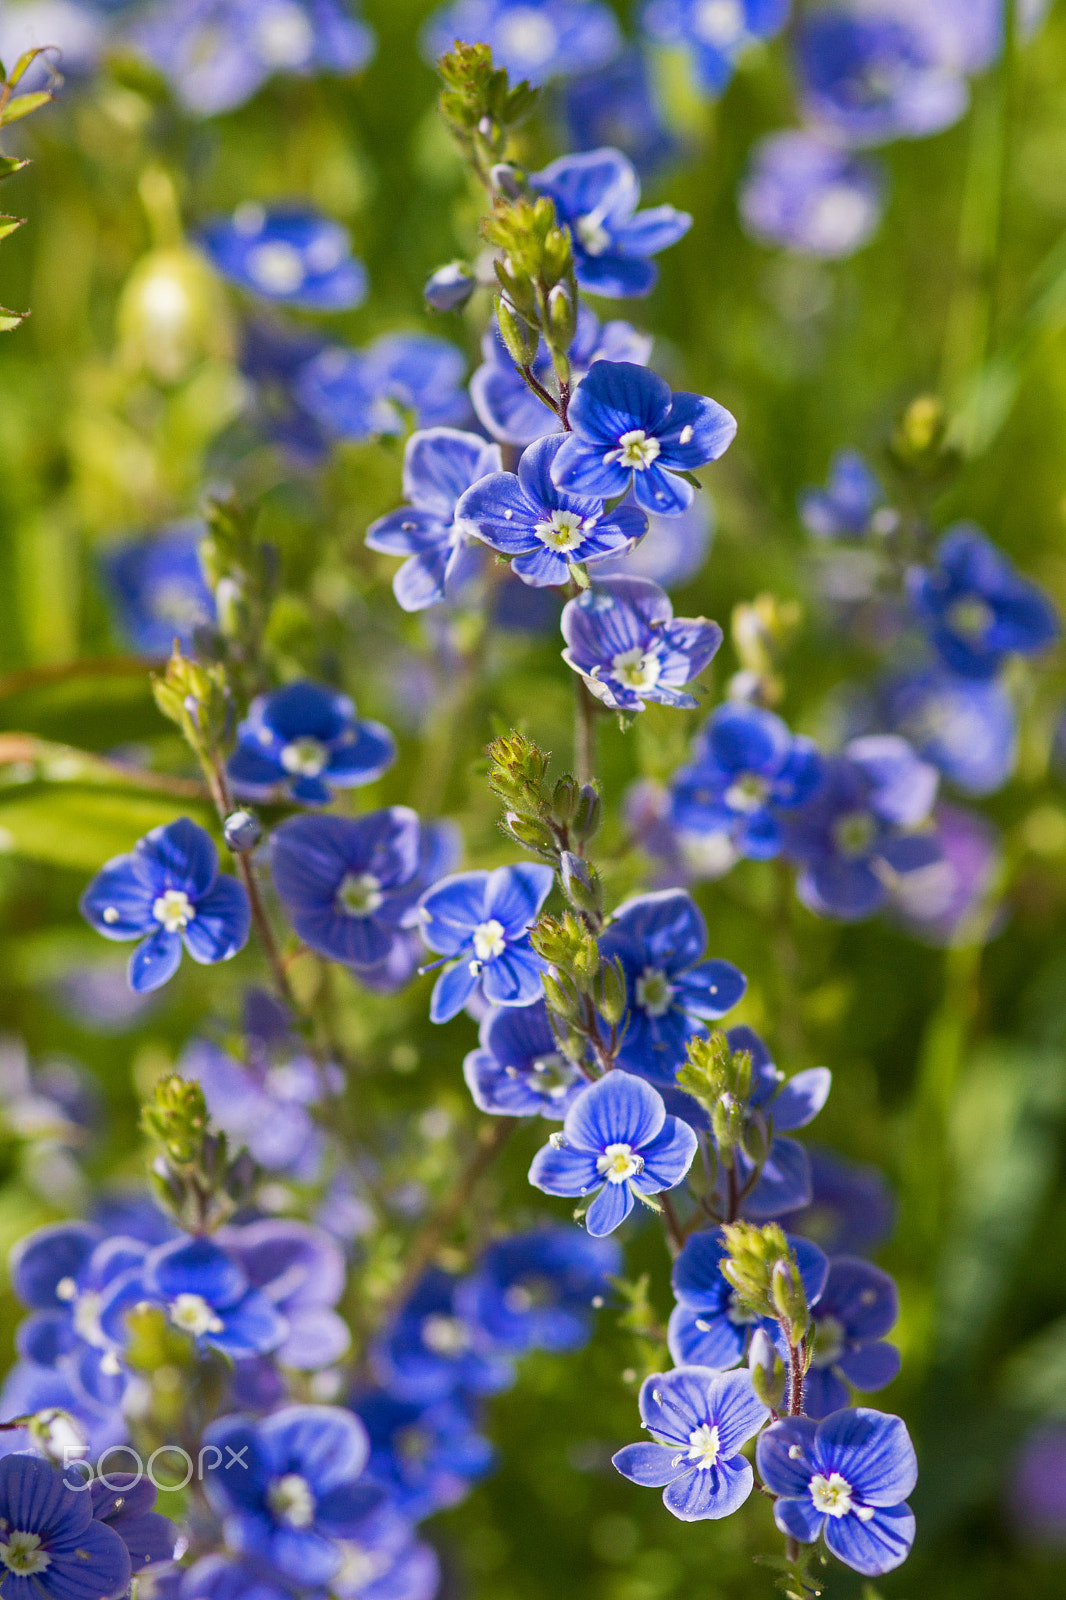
{"left": 0, "top": 1455, "right": 132, "bottom": 1600}
{"left": 1009, "top": 1422, "right": 1066, "bottom": 1545}
{"left": 613, "top": 1367, "right": 768, "bottom": 1520}
{"left": 757, "top": 1408, "right": 917, "bottom": 1575}
{"left": 890, "top": 801, "right": 1001, "bottom": 947}
{"left": 877, "top": 667, "right": 1016, "bottom": 796}
{"left": 200, "top": 205, "right": 367, "bottom": 311}
{"left": 296, "top": 334, "right": 471, "bottom": 442}
{"left": 417, "top": 863, "right": 553, "bottom": 1023}
{"left": 799, "top": 1258, "right": 900, "bottom": 1419}
{"left": 421, "top": 0, "right": 621, "bottom": 85}
{"left": 102, "top": 524, "right": 214, "bottom": 656}
{"left": 561, "top": 575, "right": 723, "bottom": 712}
{"left": 366, "top": 430, "right": 501, "bottom": 612}
{"left": 528, "top": 1070, "right": 697, "bottom": 1236}
{"left": 222, "top": 1219, "right": 351, "bottom": 1370}
{"left": 641, "top": 0, "right": 790, "bottom": 95}
{"left": 463, "top": 999, "right": 587, "bottom": 1117}
{"left": 457, "top": 1226, "right": 620, "bottom": 1353}
{"left": 667, "top": 1227, "right": 828, "bottom": 1370}
{"left": 179, "top": 1037, "right": 328, "bottom": 1178}
{"left": 228, "top": 681, "right": 396, "bottom": 805}
{"left": 740, "top": 131, "right": 885, "bottom": 259}
{"left": 531, "top": 149, "right": 690, "bottom": 297}
{"left": 800, "top": 451, "right": 886, "bottom": 540}
{"left": 80, "top": 819, "right": 250, "bottom": 993}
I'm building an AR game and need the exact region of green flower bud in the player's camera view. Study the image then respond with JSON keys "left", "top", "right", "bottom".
{"left": 495, "top": 295, "right": 539, "bottom": 365}
{"left": 598, "top": 956, "right": 628, "bottom": 1028}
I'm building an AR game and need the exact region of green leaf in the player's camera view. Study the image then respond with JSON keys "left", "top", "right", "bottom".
{"left": 0, "top": 155, "right": 29, "bottom": 179}
{"left": 0, "top": 90, "right": 53, "bottom": 126}
{"left": 0, "top": 214, "right": 23, "bottom": 242}
{"left": 0, "top": 306, "right": 26, "bottom": 331}
{"left": 7, "top": 47, "right": 52, "bottom": 89}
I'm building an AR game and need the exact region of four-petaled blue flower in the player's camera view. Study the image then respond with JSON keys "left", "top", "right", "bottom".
{"left": 641, "top": 0, "right": 790, "bottom": 95}
{"left": 740, "top": 131, "right": 885, "bottom": 261}
{"left": 351, "top": 1389, "right": 493, "bottom": 1522}
{"left": 797, "top": 9, "right": 969, "bottom": 146}
{"left": 80, "top": 819, "right": 251, "bottom": 993}
{"left": 757, "top": 1408, "right": 917, "bottom": 1576}
{"left": 612, "top": 1367, "right": 768, "bottom": 1521}
{"left": 528, "top": 1070, "right": 698, "bottom": 1236}
{"left": 907, "top": 523, "right": 1060, "bottom": 680}
{"left": 102, "top": 523, "right": 214, "bottom": 656}
{"left": 296, "top": 333, "right": 471, "bottom": 442}
{"left": 800, "top": 451, "right": 886, "bottom": 539}
{"left": 670, "top": 703, "right": 824, "bottom": 859}
{"left": 228, "top": 681, "right": 396, "bottom": 805}
{"left": 371, "top": 1269, "right": 512, "bottom": 1405}
{"left": 561, "top": 575, "right": 723, "bottom": 712}
{"left": 798, "top": 1257, "right": 901, "bottom": 1420}
{"left": 598, "top": 889, "right": 746, "bottom": 1082}
{"left": 552, "top": 361, "right": 736, "bottom": 516}
{"left": 417, "top": 863, "right": 553, "bottom": 1023}
{"left": 531, "top": 149, "right": 691, "bottom": 297}
{"left": 366, "top": 429, "right": 501, "bottom": 612}
{"left": 421, "top": 0, "right": 621, "bottom": 86}
{"left": 200, "top": 205, "right": 367, "bottom": 310}
{"left": 0, "top": 1454, "right": 132, "bottom": 1600}
{"left": 877, "top": 666, "right": 1017, "bottom": 797}
{"left": 463, "top": 998, "right": 587, "bottom": 1118}
{"left": 667, "top": 1228, "right": 827, "bottom": 1371}
{"left": 456, "top": 433, "right": 647, "bottom": 588}
{"left": 456, "top": 1227, "right": 620, "bottom": 1353}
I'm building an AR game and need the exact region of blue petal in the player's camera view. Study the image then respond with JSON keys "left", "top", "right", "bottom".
{"left": 666, "top": 1302, "right": 747, "bottom": 1370}
{"left": 136, "top": 817, "right": 218, "bottom": 897}
{"left": 260, "top": 1403, "right": 370, "bottom": 1495}
{"left": 772, "top": 1493, "right": 824, "bottom": 1545}
{"left": 662, "top": 1454, "right": 753, "bottom": 1521}
{"left": 483, "top": 862, "right": 554, "bottom": 935}
{"left": 11, "top": 1222, "right": 101, "bottom": 1309}
{"left": 80, "top": 858, "right": 156, "bottom": 940}
{"left": 418, "top": 872, "right": 490, "bottom": 953}
{"left": 402, "top": 429, "right": 501, "bottom": 520}
{"left": 601, "top": 888, "right": 707, "bottom": 973}
{"left": 742, "top": 1137, "right": 813, "bottom": 1219}
{"left": 675, "top": 959, "right": 747, "bottom": 1021}
{"left": 813, "top": 1408, "right": 917, "bottom": 1504}
{"left": 480, "top": 944, "right": 545, "bottom": 1007}
{"left": 631, "top": 1115, "right": 698, "bottom": 1193}
{"left": 658, "top": 391, "right": 737, "bottom": 469}
{"left": 823, "top": 1502, "right": 915, "bottom": 1576}
{"left": 429, "top": 960, "right": 479, "bottom": 1023}
{"left": 146, "top": 1235, "right": 246, "bottom": 1306}
{"left": 802, "top": 1364, "right": 850, "bottom": 1420}
{"left": 712, "top": 1368, "right": 771, "bottom": 1455}
{"left": 613, "top": 1441, "right": 686, "bottom": 1487}
{"left": 563, "top": 1070, "right": 665, "bottom": 1153}
{"left": 818, "top": 1257, "right": 899, "bottom": 1341}
{"left": 837, "top": 1342, "right": 901, "bottom": 1393}
{"left": 527, "top": 1143, "right": 601, "bottom": 1197}
{"left": 756, "top": 1417, "right": 820, "bottom": 1497}
{"left": 129, "top": 928, "right": 183, "bottom": 992}
{"left": 772, "top": 1068, "right": 832, "bottom": 1131}
{"left": 585, "top": 1180, "right": 634, "bottom": 1235}
{"left": 183, "top": 874, "right": 251, "bottom": 964}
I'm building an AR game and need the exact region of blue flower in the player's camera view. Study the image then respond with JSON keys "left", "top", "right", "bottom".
{"left": 796, "top": 9, "right": 969, "bottom": 146}
{"left": 270, "top": 809, "right": 425, "bottom": 970}
{"left": 740, "top": 131, "right": 886, "bottom": 260}
{"left": 89, "top": 1474, "right": 179, "bottom": 1578}
{"left": 598, "top": 890, "right": 746, "bottom": 1082}
{"left": 528, "top": 1070, "right": 698, "bottom": 1235}
{"left": 456, "top": 434, "right": 647, "bottom": 588}
{"left": 417, "top": 863, "right": 553, "bottom": 1023}
{"left": 202, "top": 1405, "right": 380, "bottom": 1586}
{"left": 98, "top": 1234, "right": 287, "bottom": 1359}
{"left": 710, "top": 1025, "right": 830, "bottom": 1220}
{"left": 424, "top": 262, "right": 476, "bottom": 312}
{"left": 877, "top": 666, "right": 1016, "bottom": 795}
{"left": 239, "top": 318, "right": 332, "bottom": 464}
{"left": 782, "top": 737, "right": 941, "bottom": 921}
{"left": 200, "top": 205, "right": 367, "bottom": 311}
{"left": 670, "top": 703, "right": 824, "bottom": 859}
{"left": 561, "top": 576, "right": 723, "bottom": 712}
{"left": 563, "top": 48, "right": 678, "bottom": 178}
{"left": 613, "top": 1367, "right": 768, "bottom": 1521}
{"left": 470, "top": 304, "right": 652, "bottom": 448}
{"left": 800, "top": 451, "right": 885, "bottom": 539}
{"left": 371, "top": 1269, "right": 513, "bottom": 1404}
{"left": 907, "top": 524, "right": 1060, "bottom": 680}
{"left": 228, "top": 681, "right": 396, "bottom": 805}
{"left": 756, "top": 1408, "right": 917, "bottom": 1575}
{"left": 601, "top": 491, "right": 713, "bottom": 589}
{"left": 330, "top": 1503, "right": 440, "bottom": 1600}
{"left": 782, "top": 1147, "right": 897, "bottom": 1258}
{"left": 80, "top": 819, "right": 251, "bottom": 993}
{"left": 463, "top": 998, "right": 587, "bottom": 1117}
{"left": 366, "top": 429, "right": 502, "bottom": 612}
{"left": 798, "top": 1258, "right": 900, "bottom": 1420}
{"left": 0, "top": 1454, "right": 132, "bottom": 1600}
{"left": 102, "top": 524, "right": 214, "bottom": 655}
{"left": 890, "top": 801, "right": 1001, "bottom": 947}
{"left": 351, "top": 1390, "right": 493, "bottom": 1521}
{"left": 457, "top": 1227, "right": 620, "bottom": 1353}
{"left": 641, "top": 0, "right": 789, "bottom": 95}
{"left": 133, "top": 0, "right": 375, "bottom": 117}
{"left": 552, "top": 361, "right": 736, "bottom": 515}
{"left": 0, "top": 1363, "right": 125, "bottom": 1463}
{"left": 531, "top": 149, "right": 690, "bottom": 297}
{"left": 179, "top": 1037, "right": 329, "bottom": 1178}
{"left": 222, "top": 1219, "right": 351, "bottom": 1370}
{"left": 354, "top": 820, "right": 463, "bottom": 995}
{"left": 420, "top": 0, "right": 620, "bottom": 85}
{"left": 667, "top": 1228, "right": 828, "bottom": 1370}
{"left": 296, "top": 333, "right": 471, "bottom": 442}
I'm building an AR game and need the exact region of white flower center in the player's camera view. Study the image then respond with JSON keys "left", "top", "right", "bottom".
{"left": 168, "top": 1293, "right": 223, "bottom": 1337}
{"left": 72, "top": 1290, "right": 105, "bottom": 1347}
{"left": 268, "top": 1473, "right": 316, "bottom": 1529}
{"left": 256, "top": 3, "right": 314, "bottom": 66}
{"left": 152, "top": 579, "right": 209, "bottom": 627}
{"left": 692, "top": 0, "right": 745, "bottom": 47}
{"left": 832, "top": 810, "right": 876, "bottom": 859}
{"left": 528, "top": 1052, "right": 578, "bottom": 1100}
{"left": 337, "top": 872, "right": 384, "bottom": 917}
{"left": 810, "top": 1313, "right": 847, "bottom": 1368}
{"left": 335, "top": 1543, "right": 390, "bottom": 1590}
{"left": 473, "top": 919, "right": 507, "bottom": 962}
{"left": 807, "top": 186, "right": 874, "bottom": 251}
{"left": 686, "top": 1422, "right": 721, "bottom": 1469}
{"left": 421, "top": 1314, "right": 471, "bottom": 1356}
{"left": 810, "top": 1471, "right": 856, "bottom": 1518}
{"left": 946, "top": 595, "right": 995, "bottom": 641}
{"left": 152, "top": 889, "right": 195, "bottom": 933}
{"left": 611, "top": 646, "right": 662, "bottom": 692}
{"left": 616, "top": 429, "right": 662, "bottom": 470}
{"left": 496, "top": 7, "right": 559, "bottom": 67}
{"left": 534, "top": 508, "right": 591, "bottom": 551}
{"left": 635, "top": 966, "right": 674, "bottom": 1017}
{"left": 724, "top": 773, "right": 770, "bottom": 814}
{"left": 246, "top": 240, "right": 306, "bottom": 295}
{"left": 597, "top": 1142, "right": 644, "bottom": 1183}
{"left": 0, "top": 1532, "right": 51, "bottom": 1576}
{"left": 280, "top": 736, "right": 330, "bottom": 777}
{"left": 577, "top": 213, "right": 612, "bottom": 257}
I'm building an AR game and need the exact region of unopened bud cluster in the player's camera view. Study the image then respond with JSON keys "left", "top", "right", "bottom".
{"left": 141, "top": 1074, "right": 256, "bottom": 1232}
{"left": 721, "top": 1221, "right": 810, "bottom": 1353}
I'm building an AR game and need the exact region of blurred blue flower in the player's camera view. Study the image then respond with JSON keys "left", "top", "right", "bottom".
{"left": 351, "top": 1390, "right": 493, "bottom": 1521}
{"left": 740, "top": 131, "right": 885, "bottom": 259}
{"left": 228, "top": 681, "right": 396, "bottom": 805}
{"left": 561, "top": 575, "right": 723, "bottom": 712}
{"left": 423, "top": 262, "right": 476, "bottom": 312}
{"left": 239, "top": 317, "right": 332, "bottom": 464}
{"left": 99, "top": 1234, "right": 287, "bottom": 1359}
{"left": 782, "top": 1148, "right": 896, "bottom": 1258}
{"left": 757, "top": 1408, "right": 917, "bottom": 1575}
{"left": 463, "top": 998, "right": 586, "bottom": 1117}
{"left": 800, "top": 451, "right": 885, "bottom": 539}
{"left": 641, "top": 0, "right": 790, "bottom": 95}
{"left": 0, "top": 1362, "right": 125, "bottom": 1462}
{"left": 178, "top": 1038, "right": 329, "bottom": 1177}
{"left": 531, "top": 150, "right": 690, "bottom": 297}
{"left": 885, "top": 0, "right": 1050, "bottom": 76}
{"left": 102, "top": 524, "right": 214, "bottom": 656}
{"left": 200, "top": 205, "right": 367, "bottom": 310}
{"left": 222, "top": 1219, "right": 351, "bottom": 1371}
{"left": 563, "top": 48, "right": 678, "bottom": 177}
{"left": 371, "top": 1269, "right": 513, "bottom": 1404}
{"left": 613, "top": 1367, "right": 768, "bottom": 1520}
{"left": 0, "top": 4, "right": 104, "bottom": 89}
{"left": 421, "top": 0, "right": 620, "bottom": 85}
{"left": 907, "top": 523, "right": 1060, "bottom": 680}
{"left": 889, "top": 801, "right": 1001, "bottom": 947}
{"left": 297, "top": 334, "right": 471, "bottom": 442}
{"left": 89, "top": 1473, "right": 179, "bottom": 1579}
{"left": 601, "top": 489, "right": 713, "bottom": 588}
{"left": 366, "top": 429, "right": 501, "bottom": 612}
{"left": 457, "top": 1227, "right": 619, "bottom": 1353}
{"left": 80, "top": 819, "right": 251, "bottom": 993}
{"left": 877, "top": 666, "right": 1016, "bottom": 795}
{"left": 797, "top": 1257, "right": 900, "bottom": 1419}
{"left": 331, "top": 1503, "right": 440, "bottom": 1600}
{"left": 528, "top": 1070, "right": 698, "bottom": 1236}
{"left": 180, "top": 1555, "right": 291, "bottom": 1600}
{"left": 0, "top": 1455, "right": 132, "bottom": 1600}
{"left": 354, "top": 820, "right": 463, "bottom": 995}
{"left": 667, "top": 1228, "right": 827, "bottom": 1370}
{"left": 417, "top": 862, "right": 553, "bottom": 1023}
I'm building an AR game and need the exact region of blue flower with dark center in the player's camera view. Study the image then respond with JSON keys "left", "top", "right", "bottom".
{"left": 457, "top": 1226, "right": 620, "bottom": 1353}
{"left": 80, "top": 819, "right": 251, "bottom": 993}
{"left": 470, "top": 304, "right": 651, "bottom": 448}
{"left": 641, "top": 0, "right": 789, "bottom": 94}
{"left": 757, "top": 1408, "right": 917, "bottom": 1575}
{"left": 202, "top": 1406, "right": 381, "bottom": 1587}
{"left": 463, "top": 998, "right": 587, "bottom": 1118}
{"left": 552, "top": 361, "right": 736, "bottom": 515}
{"left": 877, "top": 666, "right": 1016, "bottom": 795}
{"left": 102, "top": 524, "right": 214, "bottom": 656}
{"left": 563, "top": 48, "right": 677, "bottom": 177}
{"left": 89, "top": 1474, "right": 179, "bottom": 1579}
{"left": 228, "top": 681, "right": 396, "bottom": 805}
{"left": 371, "top": 1269, "right": 513, "bottom": 1404}
{"left": 531, "top": 149, "right": 690, "bottom": 297}
{"left": 670, "top": 703, "right": 824, "bottom": 859}
{"left": 740, "top": 132, "right": 885, "bottom": 260}
{"left": 366, "top": 429, "right": 501, "bottom": 612}
{"left": 351, "top": 1390, "right": 493, "bottom": 1522}
{"left": 782, "top": 736, "right": 941, "bottom": 921}
{"left": 200, "top": 205, "right": 367, "bottom": 311}
{"left": 599, "top": 889, "right": 746, "bottom": 1082}
{"left": 456, "top": 433, "right": 647, "bottom": 588}
{"left": 667, "top": 1227, "right": 828, "bottom": 1371}
{"left": 271, "top": 809, "right": 426, "bottom": 971}
{"left": 907, "top": 524, "right": 1060, "bottom": 680}
{"left": 613, "top": 1367, "right": 768, "bottom": 1520}
{"left": 800, "top": 451, "right": 886, "bottom": 540}
{"left": 0, "top": 1454, "right": 132, "bottom": 1600}
{"left": 421, "top": 0, "right": 620, "bottom": 85}
{"left": 296, "top": 333, "right": 471, "bottom": 443}
{"left": 417, "top": 863, "right": 553, "bottom": 1023}
{"left": 528, "top": 1070, "right": 698, "bottom": 1235}
{"left": 795, "top": 1257, "right": 900, "bottom": 1420}
{"left": 222, "top": 1219, "right": 351, "bottom": 1371}
{"left": 561, "top": 575, "right": 724, "bottom": 712}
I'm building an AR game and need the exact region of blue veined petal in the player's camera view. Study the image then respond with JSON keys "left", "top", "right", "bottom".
{"left": 656, "top": 617, "right": 724, "bottom": 684}
{"left": 366, "top": 507, "right": 449, "bottom": 556}
{"left": 419, "top": 871, "right": 490, "bottom": 951}
{"left": 793, "top": 1237, "right": 830, "bottom": 1307}
{"left": 259, "top": 1403, "right": 370, "bottom": 1495}
{"left": 392, "top": 546, "right": 452, "bottom": 612}
{"left": 585, "top": 1178, "right": 634, "bottom": 1235}
{"left": 429, "top": 960, "right": 480, "bottom": 1023}
{"left": 129, "top": 928, "right": 183, "bottom": 992}
{"left": 480, "top": 943, "right": 545, "bottom": 1007}
{"left": 772, "top": 1492, "right": 825, "bottom": 1545}
{"left": 145, "top": 1235, "right": 247, "bottom": 1307}
{"left": 666, "top": 1301, "right": 747, "bottom": 1370}
{"left": 741, "top": 1137, "right": 813, "bottom": 1219}
{"left": 402, "top": 429, "right": 501, "bottom": 519}
{"left": 550, "top": 435, "right": 633, "bottom": 500}
{"left": 0, "top": 1447, "right": 94, "bottom": 1536}
{"left": 44, "top": 1516, "right": 132, "bottom": 1600}
{"left": 670, "top": 1226, "right": 728, "bottom": 1306}
{"left": 532, "top": 148, "right": 641, "bottom": 229}
{"left": 457, "top": 472, "right": 540, "bottom": 555}
{"left": 813, "top": 1409, "right": 917, "bottom": 1504}
{"left": 772, "top": 1067, "right": 832, "bottom": 1131}
{"left": 80, "top": 858, "right": 157, "bottom": 940}
{"left": 802, "top": 1364, "right": 850, "bottom": 1420}
{"left": 613, "top": 1440, "right": 686, "bottom": 1487}
{"left": 575, "top": 252, "right": 658, "bottom": 297}
{"left": 637, "top": 1366, "right": 717, "bottom": 1445}
{"left": 563, "top": 1070, "right": 665, "bottom": 1153}
{"left": 658, "top": 391, "right": 737, "bottom": 468}
{"left": 527, "top": 1143, "right": 601, "bottom": 1197}
{"left": 662, "top": 1452, "right": 753, "bottom": 1521}
{"left": 610, "top": 204, "right": 692, "bottom": 258}
{"left": 756, "top": 1416, "right": 820, "bottom": 1497}
{"left": 823, "top": 1501, "right": 915, "bottom": 1576}
{"left": 183, "top": 874, "right": 251, "bottom": 964}
{"left": 702, "top": 701, "right": 792, "bottom": 776}
{"left": 483, "top": 861, "right": 555, "bottom": 935}
{"left": 469, "top": 358, "right": 559, "bottom": 446}
{"left": 228, "top": 742, "right": 289, "bottom": 792}
{"left": 631, "top": 1116, "right": 697, "bottom": 1192}
{"left": 200, "top": 1418, "right": 268, "bottom": 1514}
{"left": 213, "top": 1290, "right": 288, "bottom": 1358}
{"left": 511, "top": 546, "right": 572, "bottom": 587}
{"left": 837, "top": 1342, "right": 901, "bottom": 1393}
{"left": 602, "top": 886, "right": 706, "bottom": 972}
{"left": 136, "top": 817, "right": 219, "bottom": 896}
{"left": 675, "top": 959, "right": 747, "bottom": 1020}
{"left": 711, "top": 1368, "right": 771, "bottom": 1455}
{"left": 288, "top": 905, "right": 397, "bottom": 968}
{"left": 568, "top": 359, "right": 673, "bottom": 442}
{"left": 632, "top": 462, "right": 692, "bottom": 517}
